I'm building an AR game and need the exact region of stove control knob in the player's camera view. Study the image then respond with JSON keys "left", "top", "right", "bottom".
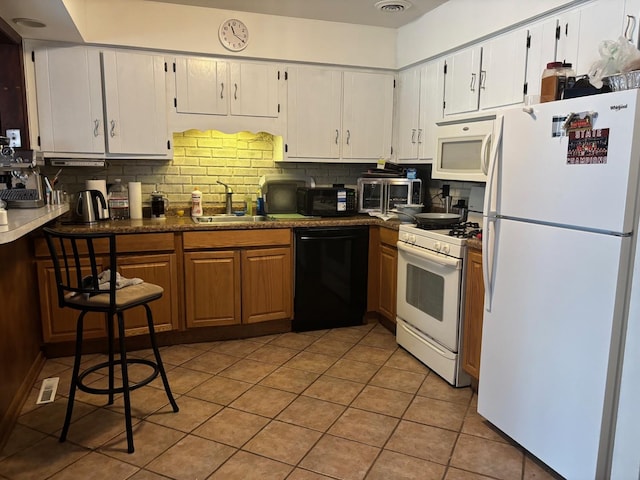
{"left": 399, "top": 232, "right": 408, "bottom": 242}
{"left": 441, "top": 244, "right": 450, "bottom": 254}
{"left": 434, "top": 241, "right": 441, "bottom": 251}
{"left": 409, "top": 234, "right": 416, "bottom": 244}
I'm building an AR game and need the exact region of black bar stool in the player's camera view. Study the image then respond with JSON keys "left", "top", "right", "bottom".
{"left": 43, "top": 227, "right": 179, "bottom": 453}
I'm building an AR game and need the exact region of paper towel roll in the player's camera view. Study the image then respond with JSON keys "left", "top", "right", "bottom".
{"left": 128, "top": 182, "right": 143, "bottom": 219}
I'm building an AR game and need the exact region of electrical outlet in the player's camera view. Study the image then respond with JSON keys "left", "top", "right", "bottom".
{"left": 6, "top": 129, "right": 21, "bottom": 148}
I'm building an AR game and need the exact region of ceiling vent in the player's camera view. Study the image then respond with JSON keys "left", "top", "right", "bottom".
{"left": 374, "top": 0, "right": 412, "bottom": 13}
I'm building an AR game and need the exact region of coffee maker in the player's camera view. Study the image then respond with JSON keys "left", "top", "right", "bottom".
{"left": 0, "top": 140, "right": 45, "bottom": 208}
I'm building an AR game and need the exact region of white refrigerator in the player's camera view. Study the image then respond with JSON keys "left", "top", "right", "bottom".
{"left": 479, "top": 89, "right": 640, "bottom": 479}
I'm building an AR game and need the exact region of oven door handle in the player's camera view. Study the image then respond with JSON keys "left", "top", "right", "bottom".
{"left": 397, "top": 241, "right": 462, "bottom": 269}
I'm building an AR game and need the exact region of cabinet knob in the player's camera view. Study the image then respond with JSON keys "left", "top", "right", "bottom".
{"left": 220, "top": 82, "right": 224, "bottom": 99}
{"left": 110, "top": 120, "right": 116, "bottom": 137}
{"left": 346, "top": 129, "right": 351, "bottom": 145}
{"left": 234, "top": 83, "right": 238, "bottom": 100}
{"left": 411, "top": 129, "right": 416, "bottom": 144}
{"left": 470, "top": 73, "right": 477, "bottom": 92}
{"left": 93, "top": 119, "right": 100, "bottom": 137}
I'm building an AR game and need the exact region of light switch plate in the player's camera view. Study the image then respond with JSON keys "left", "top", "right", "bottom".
{"left": 6, "top": 129, "right": 21, "bottom": 148}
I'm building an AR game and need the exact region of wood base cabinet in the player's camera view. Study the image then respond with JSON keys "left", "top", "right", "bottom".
{"left": 368, "top": 226, "right": 399, "bottom": 325}
{"left": 461, "top": 248, "right": 484, "bottom": 381}
{"left": 183, "top": 229, "right": 293, "bottom": 328}
{"left": 35, "top": 233, "right": 179, "bottom": 343}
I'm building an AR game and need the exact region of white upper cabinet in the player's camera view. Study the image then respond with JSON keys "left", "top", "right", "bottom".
{"left": 342, "top": 71, "right": 394, "bottom": 160}
{"left": 173, "top": 58, "right": 281, "bottom": 119}
{"left": 287, "top": 66, "right": 342, "bottom": 159}
{"left": 101, "top": 50, "right": 170, "bottom": 156}
{"left": 286, "top": 66, "right": 393, "bottom": 162}
{"left": 395, "top": 59, "right": 444, "bottom": 163}
{"left": 229, "top": 62, "right": 281, "bottom": 118}
{"left": 32, "top": 44, "right": 105, "bottom": 155}
{"left": 479, "top": 29, "right": 528, "bottom": 110}
{"left": 444, "top": 28, "right": 528, "bottom": 117}
{"left": 30, "top": 42, "right": 171, "bottom": 158}
{"left": 175, "top": 56, "right": 228, "bottom": 115}
{"left": 444, "top": 46, "right": 482, "bottom": 116}
{"left": 525, "top": 17, "right": 560, "bottom": 102}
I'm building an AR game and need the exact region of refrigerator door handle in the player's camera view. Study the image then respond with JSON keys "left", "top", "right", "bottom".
{"left": 482, "top": 215, "right": 496, "bottom": 312}
{"left": 483, "top": 114, "right": 503, "bottom": 217}
{"left": 481, "top": 132, "right": 492, "bottom": 175}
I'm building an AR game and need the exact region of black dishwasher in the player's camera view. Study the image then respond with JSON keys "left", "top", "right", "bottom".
{"left": 293, "top": 226, "right": 369, "bottom": 332}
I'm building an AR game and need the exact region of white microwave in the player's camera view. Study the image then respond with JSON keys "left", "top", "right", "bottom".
{"left": 433, "top": 117, "right": 495, "bottom": 182}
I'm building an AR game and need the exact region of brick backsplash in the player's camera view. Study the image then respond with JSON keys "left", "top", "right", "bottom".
{"left": 41, "top": 130, "right": 373, "bottom": 209}
{"left": 40, "top": 128, "right": 479, "bottom": 212}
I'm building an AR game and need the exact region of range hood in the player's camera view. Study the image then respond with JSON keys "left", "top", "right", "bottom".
{"left": 47, "top": 158, "right": 106, "bottom": 167}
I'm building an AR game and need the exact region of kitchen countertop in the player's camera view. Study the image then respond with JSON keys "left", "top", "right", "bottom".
{"left": 0, "top": 204, "right": 70, "bottom": 245}
{"left": 45, "top": 212, "right": 402, "bottom": 234}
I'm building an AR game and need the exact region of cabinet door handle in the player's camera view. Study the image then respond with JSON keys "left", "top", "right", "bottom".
{"left": 480, "top": 70, "right": 486, "bottom": 89}
{"left": 110, "top": 120, "right": 116, "bottom": 137}
{"left": 470, "top": 73, "right": 476, "bottom": 92}
{"left": 220, "top": 82, "right": 224, "bottom": 99}
{"left": 625, "top": 15, "right": 637, "bottom": 43}
{"left": 346, "top": 129, "right": 351, "bottom": 145}
{"left": 93, "top": 119, "right": 100, "bottom": 137}
{"left": 335, "top": 129, "right": 339, "bottom": 144}
{"left": 411, "top": 129, "right": 416, "bottom": 144}
{"left": 234, "top": 83, "right": 238, "bottom": 100}
{"left": 417, "top": 129, "right": 423, "bottom": 144}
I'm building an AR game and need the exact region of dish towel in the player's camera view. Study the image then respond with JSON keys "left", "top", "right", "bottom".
{"left": 81, "top": 269, "right": 143, "bottom": 292}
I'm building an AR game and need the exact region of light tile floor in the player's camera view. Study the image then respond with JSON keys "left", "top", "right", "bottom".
{"left": 0, "top": 322, "right": 563, "bottom": 480}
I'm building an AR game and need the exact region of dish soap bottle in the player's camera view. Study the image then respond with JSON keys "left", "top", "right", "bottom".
{"left": 108, "top": 179, "right": 129, "bottom": 220}
{"left": 191, "top": 186, "right": 203, "bottom": 217}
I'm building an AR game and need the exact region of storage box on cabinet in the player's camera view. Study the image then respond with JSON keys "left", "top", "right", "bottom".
{"left": 182, "top": 229, "right": 293, "bottom": 327}
{"left": 35, "top": 233, "right": 179, "bottom": 343}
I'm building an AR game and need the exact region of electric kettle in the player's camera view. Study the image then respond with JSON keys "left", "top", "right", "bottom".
{"left": 76, "top": 189, "right": 108, "bottom": 224}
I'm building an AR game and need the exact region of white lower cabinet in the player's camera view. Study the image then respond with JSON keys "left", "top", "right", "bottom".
{"left": 286, "top": 65, "right": 393, "bottom": 162}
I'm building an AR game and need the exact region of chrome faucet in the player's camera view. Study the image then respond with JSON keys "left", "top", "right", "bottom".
{"left": 217, "top": 180, "right": 233, "bottom": 214}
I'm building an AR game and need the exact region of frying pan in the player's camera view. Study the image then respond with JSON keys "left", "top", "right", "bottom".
{"left": 400, "top": 212, "right": 462, "bottom": 227}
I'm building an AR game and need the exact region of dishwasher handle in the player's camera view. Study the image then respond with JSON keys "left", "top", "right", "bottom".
{"left": 298, "top": 234, "right": 362, "bottom": 241}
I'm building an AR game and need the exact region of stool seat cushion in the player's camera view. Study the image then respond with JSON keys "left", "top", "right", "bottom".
{"left": 66, "top": 282, "right": 164, "bottom": 309}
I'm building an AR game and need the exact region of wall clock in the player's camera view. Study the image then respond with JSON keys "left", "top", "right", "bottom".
{"left": 219, "top": 19, "right": 249, "bottom": 52}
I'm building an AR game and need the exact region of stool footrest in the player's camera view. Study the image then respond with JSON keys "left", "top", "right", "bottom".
{"left": 77, "top": 358, "right": 159, "bottom": 396}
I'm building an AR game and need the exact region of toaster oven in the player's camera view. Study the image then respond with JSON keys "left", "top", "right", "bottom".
{"left": 357, "top": 178, "right": 422, "bottom": 214}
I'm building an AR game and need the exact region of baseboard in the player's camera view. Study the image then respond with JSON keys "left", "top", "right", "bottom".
{"left": 0, "top": 352, "right": 46, "bottom": 452}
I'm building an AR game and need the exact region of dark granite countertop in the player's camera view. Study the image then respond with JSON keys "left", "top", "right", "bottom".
{"left": 49, "top": 213, "right": 403, "bottom": 234}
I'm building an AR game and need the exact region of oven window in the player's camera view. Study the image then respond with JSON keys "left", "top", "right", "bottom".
{"left": 406, "top": 264, "right": 444, "bottom": 321}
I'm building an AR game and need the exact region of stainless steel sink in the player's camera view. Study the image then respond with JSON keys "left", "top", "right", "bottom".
{"left": 192, "top": 215, "right": 269, "bottom": 224}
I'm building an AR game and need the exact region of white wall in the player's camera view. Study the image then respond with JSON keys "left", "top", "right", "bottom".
{"left": 396, "top": 0, "right": 585, "bottom": 68}
{"left": 78, "top": 0, "right": 397, "bottom": 69}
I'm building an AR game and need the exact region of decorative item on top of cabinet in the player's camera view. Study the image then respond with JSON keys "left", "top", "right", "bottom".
{"left": 395, "top": 59, "right": 444, "bottom": 163}
{"left": 461, "top": 247, "right": 484, "bottom": 383}
{"left": 183, "top": 229, "right": 292, "bottom": 328}
{"left": 444, "top": 28, "right": 528, "bottom": 116}
{"left": 35, "top": 233, "right": 179, "bottom": 343}
{"left": 286, "top": 65, "right": 394, "bottom": 162}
